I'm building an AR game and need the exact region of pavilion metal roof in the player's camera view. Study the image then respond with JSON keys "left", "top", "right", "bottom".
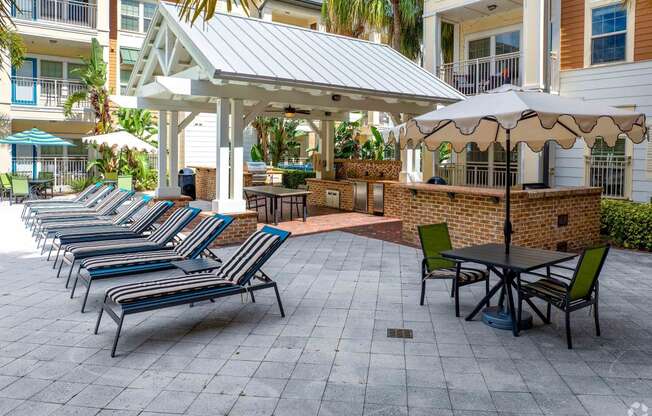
{"left": 129, "top": 3, "right": 463, "bottom": 105}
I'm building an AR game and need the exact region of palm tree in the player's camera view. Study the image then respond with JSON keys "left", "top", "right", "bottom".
{"left": 177, "top": 0, "right": 260, "bottom": 25}
{"left": 321, "top": 0, "right": 423, "bottom": 60}
{"left": 63, "top": 38, "right": 112, "bottom": 134}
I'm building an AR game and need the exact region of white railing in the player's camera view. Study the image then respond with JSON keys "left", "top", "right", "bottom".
{"left": 587, "top": 155, "right": 628, "bottom": 198}
{"left": 11, "top": 77, "right": 89, "bottom": 109}
{"left": 12, "top": 157, "right": 88, "bottom": 191}
{"left": 13, "top": 0, "right": 97, "bottom": 28}
{"left": 434, "top": 162, "right": 519, "bottom": 188}
{"left": 437, "top": 52, "right": 522, "bottom": 95}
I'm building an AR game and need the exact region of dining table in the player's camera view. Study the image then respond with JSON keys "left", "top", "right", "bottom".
{"left": 243, "top": 185, "right": 311, "bottom": 225}
{"left": 441, "top": 243, "right": 578, "bottom": 336}
{"left": 28, "top": 178, "right": 54, "bottom": 199}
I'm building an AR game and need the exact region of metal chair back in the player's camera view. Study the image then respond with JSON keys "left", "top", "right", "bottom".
{"left": 568, "top": 245, "right": 610, "bottom": 301}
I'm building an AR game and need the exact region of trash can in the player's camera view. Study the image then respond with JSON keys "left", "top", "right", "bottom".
{"left": 178, "top": 168, "right": 196, "bottom": 200}
{"left": 426, "top": 176, "right": 447, "bottom": 185}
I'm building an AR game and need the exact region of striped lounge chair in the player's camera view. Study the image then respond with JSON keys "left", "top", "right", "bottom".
{"left": 33, "top": 189, "right": 133, "bottom": 235}
{"left": 37, "top": 196, "right": 151, "bottom": 253}
{"left": 57, "top": 207, "right": 201, "bottom": 283}
{"left": 24, "top": 184, "right": 112, "bottom": 225}
{"left": 25, "top": 185, "right": 113, "bottom": 228}
{"left": 94, "top": 226, "right": 290, "bottom": 356}
{"left": 71, "top": 214, "right": 234, "bottom": 312}
{"left": 21, "top": 182, "right": 102, "bottom": 219}
{"left": 48, "top": 200, "right": 173, "bottom": 266}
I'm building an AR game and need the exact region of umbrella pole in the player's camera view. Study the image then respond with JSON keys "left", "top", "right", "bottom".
{"left": 504, "top": 129, "right": 512, "bottom": 255}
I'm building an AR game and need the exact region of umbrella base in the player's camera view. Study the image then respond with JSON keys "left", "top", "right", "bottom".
{"left": 481, "top": 306, "right": 532, "bottom": 331}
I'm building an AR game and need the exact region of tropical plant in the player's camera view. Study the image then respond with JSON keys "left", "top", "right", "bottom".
{"left": 69, "top": 176, "right": 100, "bottom": 193}
{"left": 64, "top": 38, "right": 112, "bottom": 134}
{"left": 87, "top": 143, "right": 120, "bottom": 175}
{"left": 360, "top": 125, "right": 393, "bottom": 160}
{"left": 250, "top": 143, "right": 264, "bottom": 162}
{"left": 116, "top": 108, "right": 158, "bottom": 146}
{"left": 177, "top": 0, "right": 259, "bottom": 24}
{"left": 251, "top": 116, "right": 276, "bottom": 163}
{"left": 321, "top": 0, "right": 423, "bottom": 60}
{"left": 334, "top": 120, "right": 361, "bottom": 159}
{"left": 267, "top": 118, "right": 301, "bottom": 166}
{"left": 0, "top": 27, "right": 25, "bottom": 69}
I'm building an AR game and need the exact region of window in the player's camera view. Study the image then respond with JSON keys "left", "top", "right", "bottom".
{"left": 143, "top": 2, "right": 156, "bottom": 32}
{"left": 468, "top": 38, "right": 491, "bottom": 60}
{"left": 591, "top": 5, "right": 626, "bottom": 64}
{"left": 121, "top": 0, "right": 140, "bottom": 31}
{"left": 67, "top": 63, "right": 84, "bottom": 80}
{"left": 40, "top": 61, "right": 63, "bottom": 79}
{"left": 495, "top": 31, "right": 520, "bottom": 55}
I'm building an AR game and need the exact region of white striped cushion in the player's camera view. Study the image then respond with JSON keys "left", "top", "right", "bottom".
{"left": 426, "top": 267, "right": 488, "bottom": 282}
{"left": 174, "top": 216, "right": 224, "bottom": 258}
{"left": 111, "top": 198, "right": 148, "bottom": 225}
{"left": 106, "top": 273, "right": 235, "bottom": 304}
{"left": 81, "top": 249, "right": 183, "bottom": 272}
{"left": 128, "top": 201, "right": 169, "bottom": 234}
{"left": 215, "top": 230, "right": 280, "bottom": 284}
{"left": 147, "top": 208, "right": 195, "bottom": 245}
{"left": 67, "top": 239, "right": 160, "bottom": 256}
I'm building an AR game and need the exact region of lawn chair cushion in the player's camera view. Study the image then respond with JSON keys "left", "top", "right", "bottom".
{"left": 66, "top": 238, "right": 160, "bottom": 256}
{"left": 146, "top": 208, "right": 196, "bottom": 245}
{"left": 107, "top": 273, "right": 235, "bottom": 305}
{"left": 174, "top": 216, "right": 225, "bottom": 258}
{"left": 521, "top": 277, "right": 568, "bottom": 307}
{"left": 425, "top": 267, "right": 488, "bottom": 283}
{"left": 128, "top": 201, "right": 171, "bottom": 234}
{"left": 81, "top": 249, "right": 184, "bottom": 273}
{"left": 215, "top": 230, "right": 280, "bottom": 284}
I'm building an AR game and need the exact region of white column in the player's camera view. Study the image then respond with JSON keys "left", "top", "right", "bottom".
{"left": 212, "top": 99, "right": 232, "bottom": 212}
{"left": 423, "top": 149, "right": 434, "bottom": 181}
{"left": 413, "top": 146, "right": 422, "bottom": 182}
{"left": 229, "top": 98, "right": 246, "bottom": 211}
{"left": 522, "top": 0, "right": 546, "bottom": 90}
{"left": 433, "top": 14, "right": 442, "bottom": 75}
{"left": 399, "top": 146, "right": 409, "bottom": 183}
{"left": 322, "top": 120, "right": 335, "bottom": 180}
{"left": 155, "top": 110, "right": 170, "bottom": 198}
{"left": 168, "top": 111, "right": 180, "bottom": 194}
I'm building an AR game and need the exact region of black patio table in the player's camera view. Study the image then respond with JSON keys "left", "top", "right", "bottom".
{"left": 243, "top": 185, "right": 311, "bottom": 225}
{"left": 28, "top": 178, "right": 54, "bottom": 199}
{"left": 441, "top": 243, "right": 577, "bottom": 336}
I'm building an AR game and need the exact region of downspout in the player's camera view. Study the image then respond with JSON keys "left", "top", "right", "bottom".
{"left": 542, "top": 0, "right": 551, "bottom": 186}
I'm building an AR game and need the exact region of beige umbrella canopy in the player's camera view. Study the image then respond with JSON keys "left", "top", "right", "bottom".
{"left": 392, "top": 86, "right": 647, "bottom": 152}
{"left": 82, "top": 131, "right": 157, "bottom": 152}
{"left": 391, "top": 86, "right": 648, "bottom": 253}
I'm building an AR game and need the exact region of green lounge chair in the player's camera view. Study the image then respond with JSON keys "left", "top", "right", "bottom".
{"left": 516, "top": 245, "right": 610, "bottom": 349}
{"left": 38, "top": 171, "right": 55, "bottom": 198}
{"left": 418, "top": 223, "right": 490, "bottom": 317}
{"left": 0, "top": 173, "right": 12, "bottom": 202}
{"left": 10, "top": 176, "right": 30, "bottom": 205}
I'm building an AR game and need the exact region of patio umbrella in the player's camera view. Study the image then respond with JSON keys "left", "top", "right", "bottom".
{"left": 81, "top": 131, "right": 156, "bottom": 152}
{"left": 392, "top": 86, "right": 648, "bottom": 254}
{"left": 0, "top": 128, "right": 75, "bottom": 178}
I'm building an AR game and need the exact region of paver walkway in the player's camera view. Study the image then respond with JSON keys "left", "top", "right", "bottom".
{"left": 1, "top": 203, "right": 652, "bottom": 416}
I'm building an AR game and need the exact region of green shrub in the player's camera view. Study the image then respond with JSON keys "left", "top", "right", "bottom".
{"left": 281, "top": 169, "right": 316, "bottom": 189}
{"left": 600, "top": 199, "right": 652, "bottom": 250}
{"left": 69, "top": 176, "right": 99, "bottom": 193}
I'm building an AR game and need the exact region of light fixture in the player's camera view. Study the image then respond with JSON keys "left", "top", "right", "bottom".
{"left": 331, "top": 94, "right": 341, "bottom": 102}
{"left": 284, "top": 106, "right": 297, "bottom": 118}
{"left": 487, "top": 4, "right": 497, "bottom": 11}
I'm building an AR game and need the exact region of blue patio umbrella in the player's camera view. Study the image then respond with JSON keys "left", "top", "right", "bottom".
{"left": 0, "top": 128, "right": 74, "bottom": 178}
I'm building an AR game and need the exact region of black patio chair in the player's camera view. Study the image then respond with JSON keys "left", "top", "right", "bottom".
{"left": 245, "top": 190, "right": 268, "bottom": 223}
{"left": 418, "top": 223, "right": 490, "bottom": 317}
{"left": 516, "top": 245, "right": 610, "bottom": 349}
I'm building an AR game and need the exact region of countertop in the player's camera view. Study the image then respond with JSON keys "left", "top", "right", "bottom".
{"left": 401, "top": 183, "right": 603, "bottom": 199}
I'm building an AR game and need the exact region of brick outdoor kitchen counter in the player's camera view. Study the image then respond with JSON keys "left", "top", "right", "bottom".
{"left": 308, "top": 177, "right": 602, "bottom": 251}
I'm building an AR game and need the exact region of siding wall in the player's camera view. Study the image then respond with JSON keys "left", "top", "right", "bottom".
{"left": 560, "top": 0, "right": 584, "bottom": 70}
{"left": 559, "top": 60, "right": 652, "bottom": 202}
{"left": 635, "top": 0, "right": 652, "bottom": 61}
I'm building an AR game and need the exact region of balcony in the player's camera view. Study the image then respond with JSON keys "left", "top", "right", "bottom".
{"left": 437, "top": 52, "right": 522, "bottom": 96}
{"left": 12, "top": 0, "right": 96, "bottom": 28}
{"left": 587, "top": 155, "right": 629, "bottom": 199}
{"left": 11, "top": 77, "right": 89, "bottom": 110}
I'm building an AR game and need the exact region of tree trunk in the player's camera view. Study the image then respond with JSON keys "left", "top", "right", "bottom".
{"left": 390, "top": 0, "right": 402, "bottom": 51}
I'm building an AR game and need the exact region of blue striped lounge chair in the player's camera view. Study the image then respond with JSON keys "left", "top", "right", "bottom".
{"left": 37, "top": 195, "right": 151, "bottom": 253}
{"left": 21, "top": 182, "right": 102, "bottom": 219}
{"left": 94, "top": 226, "right": 291, "bottom": 356}
{"left": 57, "top": 207, "right": 201, "bottom": 283}
{"left": 25, "top": 185, "right": 113, "bottom": 227}
{"left": 33, "top": 189, "right": 133, "bottom": 235}
{"left": 48, "top": 200, "right": 173, "bottom": 267}
{"left": 71, "top": 214, "right": 234, "bottom": 312}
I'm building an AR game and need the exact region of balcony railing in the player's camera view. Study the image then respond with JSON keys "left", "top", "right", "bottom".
{"left": 12, "top": 0, "right": 97, "bottom": 28}
{"left": 437, "top": 52, "right": 522, "bottom": 96}
{"left": 587, "top": 155, "right": 628, "bottom": 198}
{"left": 434, "top": 162, "right": 520, "bottom": 188}
{"left": 11, "top": 77, "right": 89, "bottom": 109}
{"left": 12, "top": 157, "right": 89, "bottom": 191}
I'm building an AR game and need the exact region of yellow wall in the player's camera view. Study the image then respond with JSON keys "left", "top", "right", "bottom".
{"left": 457, "top": 8, "right": 522, "bottom": 60}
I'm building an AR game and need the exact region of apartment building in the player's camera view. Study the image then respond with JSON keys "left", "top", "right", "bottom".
{"left": 0, "top": 0, "right": 322, "bottom": 176}
{"left": 423, "top": 0, "right": 652, "bottom": 202}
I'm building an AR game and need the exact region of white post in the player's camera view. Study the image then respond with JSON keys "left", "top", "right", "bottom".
{"left": 168, "top": 111, "right": 180, "bottom": 193}
{"left": 322, "top": 120, "right": 335, "bottom": 180}
{"left": 155, "top": 110, "right": 172, "bottom": 198}
{"left": 399, "top": 146, "right": 409, "bottom": 183}
{"left": 488, "top": 144, "right": 495, "bottom": 187}
{"left": 212, "top": 99, "right": 231, "bottom": 212}
{"left": 413, "top": 146, "right": 422, "bottom": 182}
{"left": 229, "top": 98, "right": 246, "bottom": 211}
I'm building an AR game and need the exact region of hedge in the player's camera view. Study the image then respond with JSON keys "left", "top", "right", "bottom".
{"left": 281, "top": 169, "right": 316, "bottom": 189}
{"left": 600, "top": 199, "right": 652, "bottom": 250}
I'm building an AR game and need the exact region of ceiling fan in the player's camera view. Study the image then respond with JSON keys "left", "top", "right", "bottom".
{"left": 268, "top": 106, "right": 311, "bottom": 118}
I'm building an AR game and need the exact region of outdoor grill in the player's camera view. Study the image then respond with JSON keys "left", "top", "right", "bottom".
{"left": 246, "top": 161, "right": 268, "bottom": 185}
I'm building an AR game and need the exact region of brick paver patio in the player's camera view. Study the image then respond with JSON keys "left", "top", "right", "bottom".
{"left": 1, "top": 203, "right": 652, "bottom": 416}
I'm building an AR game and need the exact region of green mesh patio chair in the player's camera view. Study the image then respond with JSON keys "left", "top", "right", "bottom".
{"left": 0, "top": 173, "right": 12, "bottom": 202}
{"left": 418, "top": 223, "right": 490, "bottom": 317}
{"left": 117, "top": 175, "right": 133, "bottom": 191}
{"left": 516, "top": 245, "right": 610, "bottom": 349}
{"left": 10, "top": 176, "right": 30, "bottom": 205}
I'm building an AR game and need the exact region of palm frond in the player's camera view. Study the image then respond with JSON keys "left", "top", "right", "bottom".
{"left": 63, "top": 89, "right": 89, "bottom": 117}
{"left": 177, "top": 0, "right": 260, "bottom": 25}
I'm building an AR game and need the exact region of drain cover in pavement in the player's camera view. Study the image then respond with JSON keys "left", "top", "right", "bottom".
{"left": 387, "top": 328, "right": 413, "bottom": 339}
